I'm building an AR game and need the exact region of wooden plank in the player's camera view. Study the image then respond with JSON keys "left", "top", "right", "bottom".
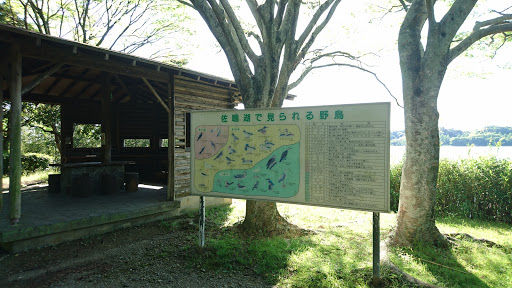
{"left": 9, "top": 42, "right": 22, "bottom": 224}
{"left": 168, "top": 73, "right": 176, "bottom": 201}
{"left": 21, "top": 62, "right": 64, "bottom": 95}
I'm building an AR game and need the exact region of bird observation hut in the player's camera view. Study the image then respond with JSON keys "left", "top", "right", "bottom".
{"left": 0, "top": 24, "right": 254, "bottom": 251}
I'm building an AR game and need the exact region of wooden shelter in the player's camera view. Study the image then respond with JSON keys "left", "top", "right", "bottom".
{"left": 0, "top": 24, "right": 248, "bottom": 224}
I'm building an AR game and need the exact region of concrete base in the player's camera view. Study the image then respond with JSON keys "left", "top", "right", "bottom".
{"left": 177, "top": 196, "right": 232, "bottom": 214}
{"left": 0, "top": 187, "right": 232, "bottom": 253}
{"left": 1, "top": 201, "right": 180, "bottom": 253}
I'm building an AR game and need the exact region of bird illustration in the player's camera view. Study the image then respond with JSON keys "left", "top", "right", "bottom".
{"left": 280, "top": 148, "right": 291, "bottom": 162}
{"left": 258, "top": 126, "right": 268, "bottom": 134}
{"left": 237, "top": 183, "right": 246, "bottom": 189}
{"left": 252, "top": 181, "right": 259, "bottom": 190}
{"left": 260, "top": 140, "right": 275, "bottom": 151}
{"left": 260, "top": 144, "right": 272, "bottom": 151}
{"left": 243, "top": 130, "right": 253, "bottom": 137}
{"left": 242, "top": 158, "right": 253, "bottom": 164}
{"left": 199, "top": 146, "right": 206, "bottom": 154}
{"left": 225, "top": 181, "right": 234, "bottom": 187}
{"left": 196, "top": 132, "right": 203, "bottom": 141}
{"left": 228, "top": 146, "right": 236, "bottom": 154}
{"left": 201, "top": 172, "right": 208, "bottom": 176}
{"left": 214, "top": 151, "right": 223, "bottom": 160}
{"left": 226, "top": 156, "right": 234, "bottom": 163}
{"left": 265, "top": 178, "right": 274, "bottom": 190}
{"left": 234, "top": 171, "right": 247, "bottom": 179}
{"left": 232, "top": 133, "right": 239, "bottom": 142}
{"left": 210, "top": 141, "right": 216, "bottom": 149}
{"left": 278, "top": 170, "right": 287, "bottom": 187}
{"left": 245, "top": 144, "right": 256, "bottom": 152}
{"left": 266, "top": 155, "right": 276, "bottom": 169}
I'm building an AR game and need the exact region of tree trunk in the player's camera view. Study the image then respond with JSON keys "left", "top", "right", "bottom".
{"left": 390, "top": 0, "right": 450, "bottom": 247}
{"left": 391, "top": 83, "right": 447, "bottom": 246}
{"left": 240, "top": 200, "right": 295, "bottom": 236}
{"left": 391, "top": 52, "right": 448, "bottom": 246}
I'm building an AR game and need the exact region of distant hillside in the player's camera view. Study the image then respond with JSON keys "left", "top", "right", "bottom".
{"left": 391, "top": 126, "right": 512, "bottom": 146}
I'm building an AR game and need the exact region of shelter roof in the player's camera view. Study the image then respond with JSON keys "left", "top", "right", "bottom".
{"left": 0, "top": 24, "right": 241, "bottom": 106}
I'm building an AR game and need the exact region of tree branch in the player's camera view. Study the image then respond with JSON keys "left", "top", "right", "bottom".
{"left": 289, "top": 62, "right": 402, "bottom": 108}
{"left": 398, "top": 0, "right": 409, "bottom": 12}
{"left": 296, "top": 0, "right": 339, "bottom": 50}
{"left": 219, "top": 0, "right": 259, "bottom": 62}
{"left": 473, "top": 14, "right": 512, "bottom": 31}
{"left": 296, "top": 0, "right": 341, "bottom": 68}
{"left": 449, "top": 22, "right": 512, "bottom": 63}
{"left": 425, "top": 0, "right": 436, "bottom": 28}
{"left": 438, "top": 0, "right": 477, "bottom": 48}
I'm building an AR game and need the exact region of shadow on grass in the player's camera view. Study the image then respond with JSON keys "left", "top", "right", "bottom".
{"left": 185, "top": 210, "right": 502, "bottom": 288}
{"left": 185, "top": 222, "right": 399, "bottom": 287}
{"left": 390, "top": 241, "right": 491, "bottom": 288}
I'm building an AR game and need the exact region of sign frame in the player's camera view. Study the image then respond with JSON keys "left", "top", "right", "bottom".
{"left": 190, "top": 102, "right": 390, "bottom": 213}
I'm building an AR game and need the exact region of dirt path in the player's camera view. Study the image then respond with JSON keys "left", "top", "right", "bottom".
{"left": 0, "top": 218, "right": 273, "bottom": 288}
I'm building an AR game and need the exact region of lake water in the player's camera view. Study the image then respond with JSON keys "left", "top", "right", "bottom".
{"left": 390, "top": 146, "right": 512, "bottom": 164}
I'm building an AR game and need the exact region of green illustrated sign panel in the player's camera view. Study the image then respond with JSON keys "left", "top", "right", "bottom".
{"left": 190, "top": 103, "right": 390, "bottom": 213}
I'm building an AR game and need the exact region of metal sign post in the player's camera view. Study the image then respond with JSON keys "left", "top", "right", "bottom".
{"left": 199, "top": 196, "right": 205, "bottom": 248}
{"left": 372, "top": 212, "right": 381, "bottom": 285}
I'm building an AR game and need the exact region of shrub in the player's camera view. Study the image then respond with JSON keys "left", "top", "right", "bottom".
{"left": 3, "top": 153, "right": 52, "bottom": 175}
{"left": 391, "top": 156, "right": 512, "bottom": 223}
{"left": 389, "top": 161, "right": 402, "bottom": 212}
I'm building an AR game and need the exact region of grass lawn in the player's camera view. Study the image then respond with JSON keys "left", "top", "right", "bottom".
{"left": 186, "top": 199, "right": 512, "bottom": 287}
{"left": 2, "top": 169, "right": 57, "bottom": 190}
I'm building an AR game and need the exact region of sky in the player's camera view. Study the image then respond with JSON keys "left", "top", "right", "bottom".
{"left": 185, "top": 1, "right": 512, "bottom": 132}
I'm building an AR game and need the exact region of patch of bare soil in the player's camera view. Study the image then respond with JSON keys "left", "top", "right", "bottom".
{"left": 0, "top": 217, "right": 273, "bottom": 288}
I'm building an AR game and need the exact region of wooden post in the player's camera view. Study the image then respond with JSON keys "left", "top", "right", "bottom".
{"left": 0, "top": 58, "right": 5, "bottom": 212}
{"left": 101, "top": 74, "right": 112, "bottom": 163}
{"left": 167, "top": 73, "right": 176, "bottom": 201}
{"left": 9, "top": 43, "right": 22, "bottom": 224}
{"left": 60, "top": 104, "right": 73, "bottom": 163}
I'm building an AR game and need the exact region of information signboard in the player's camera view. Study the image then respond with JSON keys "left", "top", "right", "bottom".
{"left": 190, "top": 103, "right": 390, "bottom": 213}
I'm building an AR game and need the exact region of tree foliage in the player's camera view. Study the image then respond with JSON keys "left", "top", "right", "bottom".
{"left": 2, "top": 0, "right": 192, "bottom": 63}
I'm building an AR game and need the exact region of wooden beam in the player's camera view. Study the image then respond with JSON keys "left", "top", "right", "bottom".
{"left": 9, "top": 42, "right": 22, "bottom": 225}
{"left": 142, "top": 77, "right": 170, "bottom": 113}
{"left": 113, "top": 74, "right": 135, "bottom": 103}
{"left": 167, "top": 73, "right": 176, "bottom": 201}
{"left": 101, "top": 74, "right": 112, "bottom": 163}
{"left": 19, "top": 38, "right": 169, "bottom": 83}
{"left": 0, "top": 55, "right": 5, "bottom": 212}
{"left": 22, "top": 62, "right": 64, "bottom": 95}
